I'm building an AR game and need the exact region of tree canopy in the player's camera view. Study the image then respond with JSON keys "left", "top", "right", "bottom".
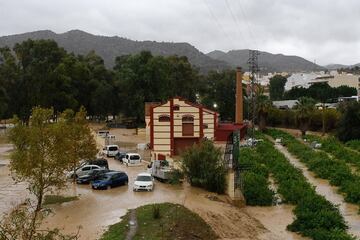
{"left": 269, "top": 75, "right": 287, "bottom": 100}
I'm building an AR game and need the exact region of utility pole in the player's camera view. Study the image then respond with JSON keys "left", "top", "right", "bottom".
{"left": 247, "top": 50, "right": 260, "bottom": 146}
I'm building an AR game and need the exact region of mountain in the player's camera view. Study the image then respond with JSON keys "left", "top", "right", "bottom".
{"left": 0, "top": 30, "right": 229, "bottom": 73}
{"left": 207, "top": 49, "right": 325, "bottom": 73}
{"left": 325, "top": 63, "right": 360, "bottom": 70}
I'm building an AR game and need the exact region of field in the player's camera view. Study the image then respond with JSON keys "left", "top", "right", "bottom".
{"left": 239, "top": 133, "right": 353, "bottom": 239}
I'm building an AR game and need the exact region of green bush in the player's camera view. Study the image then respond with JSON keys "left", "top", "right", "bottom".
{"left": 181, "top": 139, "right": 227, "bottom": 194}
{"left": 168, "top": 169, "right": 184, "bottom": 185}
{"left": 239, "top": 147, "right": 274, "bottom": 206}
{"left": 346, "top": 140, "right": 360, "bottom": 152}
{"left": 253, "top": 133, "right": 351, "bottom": 239}
{"left": 266, "top": 129, "right": 360, "bottom": 205}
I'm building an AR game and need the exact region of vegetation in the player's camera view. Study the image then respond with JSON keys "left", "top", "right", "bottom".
{"left": 346, "top": 140, "right": 360, "bottom": 153}
{"left": 294, "top": 97, "right": 316, "bottom": 136}
{"left": 256, "top": 94, "right": 272, "bottom": 132}
{"left": 100, "top": 203, "right": 217, "bottom": 240}
{"left": 266, "top": 128, "right": 360, "bottom": 206}
{"left": 43, "top": 195, "right": 79, "bottom": 205}
{"left": 305, "top": 135, "right": 360, "bottom": 170}
{"left": 336, "top": 101, "right": 360, "bottom": 142}
{"left": 0, "top": 107, "right": 96, "bottom": 240}
{"left": 269, "top": 75, "right": 287, "bottom": 100}
{"left": 238, "top": 147, "right": 274, "bottom": 205}
{"left": 181, "top": 139, "right": 227, "bottom": 194}
{"left": 250, "top": 134, "right": 352, "bottom": 239}
{"left": 283, "top": 83, "right": 357, "bottom": 102}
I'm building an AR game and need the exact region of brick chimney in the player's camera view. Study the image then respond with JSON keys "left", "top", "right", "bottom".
{"left": 235, "top": 67, "right": 243, "bottom": 124}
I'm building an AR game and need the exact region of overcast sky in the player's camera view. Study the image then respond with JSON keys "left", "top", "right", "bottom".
{"left": 0, "top": 0, "right": 359, "bottom": 65}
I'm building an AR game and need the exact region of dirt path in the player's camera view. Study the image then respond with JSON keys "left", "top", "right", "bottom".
{"left": 271, "top": 139, "right": 360, "bottom": 238}
{"left": 125, "top": 209, "right": 137, "bottom": 240}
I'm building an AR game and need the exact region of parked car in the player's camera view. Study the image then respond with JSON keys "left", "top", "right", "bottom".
{"left": 123, "top": 153, "right": 141, "bottom": 166}
{"left": 85, "top": 158, "right": 109, "bottom": 169}
{"left": 76, "top": 169, "right": 111, "bottom": 184}
{"left": 97, "top": 130, "right": 109, "bottom": 138}
{"left": 133, "top": 172, "right": 154, "bottom": 191}
{"left": 147, "top": 160, "right": 172, "bottom": 181}
{"left": 114, "top": 152, "right": 127, "bottom": 162}
{"left": 91, "top": 171, "right": 129, "bottom": 190}
{"left": 102, "top": 145, "right": 119, "bottom": 157}
{"left": 67, "top": 165, "right": 104, "bottom": 179}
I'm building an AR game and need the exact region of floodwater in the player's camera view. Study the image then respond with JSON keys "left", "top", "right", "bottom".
{"left": 41, "top": 157, "right": 286, "bottom": 240}
{"left": 0, "top": 144, "right": 28, "bottom": 217}
{"left": 274, "top": 142, "right": 360, "bottom": 238}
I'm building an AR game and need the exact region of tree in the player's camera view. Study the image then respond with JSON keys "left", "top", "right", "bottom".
{"left": 60, "top": 107, "right": 97, "bottom": 182}
{"left": 256, "top": 94, "right": 272, "bottom": 132}
{"left": 181, "top": 139, "right": 227, "bottom": 193}
{"left": 5, "top": 107, "right": 96, "bottom": 239}
{"left": 294, "top": 97, "right": 316, "bottom": 136}
{"left": 269, "top": 75, "right": 287, "bottom": 100}
{"left": 336, "top": 102, "right": 360, "bottom": 142}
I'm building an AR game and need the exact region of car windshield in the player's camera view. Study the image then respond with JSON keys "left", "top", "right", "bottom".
{"left": 109, "top": 146, "right": 118, "bottom": 151}
{"left": 130, "top": 155, "right": 140, "bottom": 160}
{"left": 136, "top": 175, "right": 152, "bottom": 181}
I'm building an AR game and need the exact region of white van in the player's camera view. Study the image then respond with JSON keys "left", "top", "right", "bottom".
{"left": 97, "top": 130, "right": 110, "bottom": 138}
{"left": 123, "top": 153, "right": 142, "bottom": 166}
{"left": 102, "top": 145, "right": 119, "bottom": 157}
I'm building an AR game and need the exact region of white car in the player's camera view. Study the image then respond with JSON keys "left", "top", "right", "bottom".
{"left": 133, "top": 173, "right": 154, "bottom": 191}
{"left": 102, "top": 145, "right": 119, "bottom": 157}
{"left": 123, "top": 153, "right": 141, "bottom": 166}
{"left": 67, "top": 165, "right": 103, "bottom": 178}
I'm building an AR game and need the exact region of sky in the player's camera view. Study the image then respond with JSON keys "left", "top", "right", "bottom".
{"left": 0, "top": 0, "right": 359, "bottom": 66}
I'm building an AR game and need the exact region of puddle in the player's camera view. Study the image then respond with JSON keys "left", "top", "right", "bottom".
{"left": 274, "top": 143, "right": 360, "bottom": 238}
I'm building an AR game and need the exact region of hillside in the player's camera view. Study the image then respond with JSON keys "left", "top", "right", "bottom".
{"left": 325, "top": 63, "right": 360, "bottom": 70}
{"left": 0, "top": 30, "right": 229, "bottom": 73}
{"left": 207, "top": 49, "right": 325, "bottom": 73}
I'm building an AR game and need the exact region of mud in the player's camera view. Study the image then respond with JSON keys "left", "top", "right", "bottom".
{"left": 273, "top": 142, "right": 360, "bottom": 238}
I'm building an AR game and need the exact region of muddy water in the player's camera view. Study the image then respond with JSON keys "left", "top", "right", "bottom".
{"left": 274, "top": 143, "right": 360, "bottom": 238}
{"left": 0, "top": 144, "right": 28, "bottom": 217}
{"left": 42, "top": 156, "right": 293, "bottom": 240}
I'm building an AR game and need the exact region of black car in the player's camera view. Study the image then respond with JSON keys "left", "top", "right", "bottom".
{"left": 114, "top": 152, "right": 126, "bottom": 163}
{"left": 86, "top": 158, "right": 109, "bottom": 169}
{"left": 76, "top": 169, "right": 110, "bottom": 184}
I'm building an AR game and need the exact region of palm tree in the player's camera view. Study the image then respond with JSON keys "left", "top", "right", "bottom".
{"left": 256, "top": 95, "right": 272, "bottom": 132}
{"left": 294, "top": 97, "right": 316, "bottom": 136}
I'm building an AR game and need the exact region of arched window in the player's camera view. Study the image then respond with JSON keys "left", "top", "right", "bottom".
{"left": 158, "top": 115, "right": 170, "bottom": 122}
{"left": 182, "top": 115, "right": 194, "bottom": 136}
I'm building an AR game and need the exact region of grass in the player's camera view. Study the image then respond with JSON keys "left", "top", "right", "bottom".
{"left": 43, "top": 195, "right": 79, "bottom": 205}
{"left": 101, "top": 203, "right": 218, "bottom": 240}
{"left": 346, "top": 140, "right": 360, "bottom": 153}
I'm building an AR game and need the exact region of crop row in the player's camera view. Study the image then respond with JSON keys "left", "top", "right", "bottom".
{"left": 305, "top": 135, "right": 360, "bottom": 170}
{"left": 265, "top": 129, "right": 360, "bottom": 205}
{"left": 238, "top": 147, "right": 274, "bottom": 206}
{"left": 346, "top": 140, "right": 360, "bottom": 153}
{"left": 251, "top": 134, "right": 353, "bottom": 240}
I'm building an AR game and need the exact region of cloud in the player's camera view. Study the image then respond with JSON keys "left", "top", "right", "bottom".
{"left": 0, "top": 0, "right": 359, "bottom": 65}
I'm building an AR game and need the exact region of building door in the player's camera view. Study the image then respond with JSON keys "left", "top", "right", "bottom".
{"left": 174, "top": 138, "right": 199, "bottom": 155}
{"left": 182, "top": 115, "right": 194, "bottom": 136}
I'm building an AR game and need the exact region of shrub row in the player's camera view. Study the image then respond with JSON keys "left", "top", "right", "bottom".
{"left": 305, "top": 135, "right": 360, "bottom": 169}
{"left": 253, "top": 134, "right": 353, "bottom": 240}
{"left": 266, "top": 129, "right": 360, "bottom": 205}
{"left": 238, "top": 148, "right": 274, "bottom": 206}
{"left": 346, "top": 140, "right": 360, "bottom": 153}
{"left": 267, "top": 108, "right": 340, "bottom": 132}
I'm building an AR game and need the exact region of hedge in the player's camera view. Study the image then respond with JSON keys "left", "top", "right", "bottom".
{"left": 252, "top": 134, "right": 352, "bottom": 239}
{"left": 266, "top": 129, "right": 360, "bottom": 205}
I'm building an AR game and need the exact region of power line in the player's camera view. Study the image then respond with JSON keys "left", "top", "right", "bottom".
{"left": 223, "top": 0, "right": 248, "bottom": 48}
{"left": 201, "top": 0, "right": 237, "bottom": 47}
